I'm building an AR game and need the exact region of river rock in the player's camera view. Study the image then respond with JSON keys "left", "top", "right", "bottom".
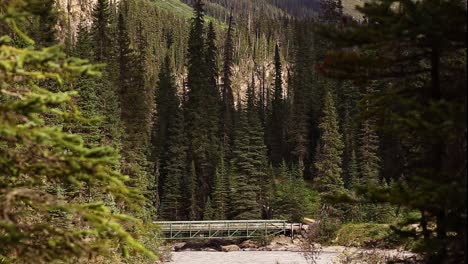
{"left": 240, "top": 240, "right": 258, "bottom": 249}
{"left": 221, "top": 245, "right": 240, "bottom": 252}
{"left": 242, "top": 248, "right": 258, "bottom": 251}
{"left": 173, "top": 242, "right": 186, "bottom": 251}
{"left": 201, "top": 247, "right": 218, "bottom": 252}
{"left": 271, "top": 235, "right": 291, "bottom": 246}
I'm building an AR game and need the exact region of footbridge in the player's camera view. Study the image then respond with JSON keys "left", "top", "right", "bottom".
{"left": 154, "top": 220, "right": 303, "bottom": 240}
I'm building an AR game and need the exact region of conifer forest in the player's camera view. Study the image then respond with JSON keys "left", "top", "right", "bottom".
{"left": 0, "top": 0, "right": 466, "bottom": 263}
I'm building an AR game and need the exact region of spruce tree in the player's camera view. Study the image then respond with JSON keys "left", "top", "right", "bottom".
{"left": 116, "top": 7, "right": 151, "bottom": 202}
{"left": 71, "top": 22, "right": 101, "bottom": 146}
{"left": 221, "top": 15, "right": 236, "bottom": 157}
{"left": 156, "top": 56, "right": 186, "bottom": 221}
{"left": 0, "top": 2, "right": 155, "bottom": 261}
{"left": 186, "top": 161, "right": 200, "bottom": 220}
{"left": 357, "top": 94, "right": 381, "bottom": 187}
{"left": 230, "top": 78, "right": 267, "bottom": 220}
{"left": 212, "top": 158, "right": 229, "bottom": 220}
{"left": 288, "top": 22, "right": 314, "bottom": 171}
{"left": 92, "top": 0, "right": 112, "bottom": 62}
{"left": 34, "top": 0, "right": 57, "bottom": 47}
{"left": 318, "top": 0, "right": 466, "bottom": 259}
{"left": 153, "top": 54, "right": 180, "bottom": 185}
{"left": 314, "top": 90, "right": 344, "bottom": 193}
{"left": 348, "top": 149, "right": 358, "bottom": 188}
{"left": 269, "top": 43, "right": 285, "bottom": 165}
{"left": 185, "top": 0, "right": 220, "bottom": 218}
{"left": 203, "top": 197, "right": 215, "bottom": 220}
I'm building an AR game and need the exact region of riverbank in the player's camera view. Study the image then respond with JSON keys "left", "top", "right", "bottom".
{"left": 168, "top": 251, "right": 336, "bottom": 264}
{"left": 159, "top": 236, "right": 420, "bottom": 263}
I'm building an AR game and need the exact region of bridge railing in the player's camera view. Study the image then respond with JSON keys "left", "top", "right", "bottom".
{"left": 154, "top": 220, "right": 301, "bottom": 240}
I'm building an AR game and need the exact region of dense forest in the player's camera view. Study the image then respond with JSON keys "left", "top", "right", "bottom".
{"left": 0, "top": 0, "right": 466, "bottom": 263}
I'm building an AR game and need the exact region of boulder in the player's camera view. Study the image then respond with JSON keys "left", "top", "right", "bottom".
{"left": 172, "top": 242, "right": 186, "bottom": 251}
{"left": 221, "top": 245, "right": 240, "bottom": 252}
{"left": 240, "top": 239, "right": 258, "bottom": 249}
{"left": 270, "top": 235, "right": 291, "bottom": 247}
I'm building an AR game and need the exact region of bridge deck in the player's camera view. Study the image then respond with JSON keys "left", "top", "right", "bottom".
{"left": 154, "top": 220, "right": 302, "bottom": 240}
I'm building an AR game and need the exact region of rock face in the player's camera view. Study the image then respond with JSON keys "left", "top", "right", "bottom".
{"left": 221, "top": 245, "right": 241, "bottom": 252}
{"left": 55, "top": 0, "right": 96, "bottom": 42}
{"left": 55, "top": 0, "right": 122, "bottom": 43}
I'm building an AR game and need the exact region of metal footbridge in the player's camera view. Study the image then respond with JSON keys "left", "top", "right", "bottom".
{"left": 154, "top": 220, "right": 303, "bottom": 240}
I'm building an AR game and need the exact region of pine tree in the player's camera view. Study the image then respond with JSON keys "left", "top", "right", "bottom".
{"left": 348, "top": 149, "right": 358, "bottom": 188}
{"left": 230, "top": 78, "right": 267, "bottom": 220}
{"left": 156, "top": 56, "right": 186, "bottom": 221}
{"left": 70, "top": 22, "right": 101, "bottom": 146}
{"left": 186, "top": 161, "right": 200, "bottom": 220}
{"left": 116, "top": 6, "right": 151, "bottom": 201}
{"left": 288, "top": 22, "right": 314, "bottom": 171}
{"left": 33, "top": 0, "right": 57, "bottom": 47}
{"left": 203, "top": 197, "right": 215, "bottom": 220}
{"left": 92, "top": 0, "right": 112, "bottom": 62}
{"left": 185, "top": 0, "right": 220, "bottom": 218}
{"left": 153, "top": 54, "right": 180, "bottom": 181}
{"left": 212, "top": 158, "right": 229, "bottom": 220}
{"left": 314, "top": 90, "right": 344, "bottom": 193}
{"left": 318, "top": 0, "right": 466, "bottom": 259}
{"left": 357, "top": 89, "right": 381, "bottom": 187}
{"left": 221, "top": 14, "right": 236, "bottom": 157}
{"left": 269, "top": 43, "right": 285, "bottom": 165}
{"left": 0, "top": 2, "right": 155, "bottom": 261}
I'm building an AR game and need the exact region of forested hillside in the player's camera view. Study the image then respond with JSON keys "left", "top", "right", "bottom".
{"left": 1, "top": 0, "right": 466, "bottom": 263}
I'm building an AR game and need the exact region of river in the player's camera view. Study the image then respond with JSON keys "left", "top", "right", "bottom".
{"left": 168, "top": 251, "right": 339, "bottom": 264}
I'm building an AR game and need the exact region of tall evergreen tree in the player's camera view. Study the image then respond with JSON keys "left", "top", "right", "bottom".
{"left": 314, "top": 90, "right": 344, "bottom": 193}
{"left": 153, "top": 54, "right": 180, "bottom": 180}
{"left": 231, "top": 78, "right": 268, "bottom": 220}
{"left": 116, "top": 6, "right": 151, "bottom": 199}
{"left": 357, "top": 86, "right": 381, "bottom": 187}
{"left": 269, "top": 43, "right": 285, "bottom": 165}
{"left": 158, "top": 108, "right": 186, "bottom": 220}
{"left": 71, "top": 22, "right": 101, "bottom": 146}
{"left": 288, "top": 22, "right": 314, "bottom": 172}
{"left": 34, "top": 0, "right": 57, "bottom": 47}
{"left": 203, "top": 197, "right": 215, "bottom": 220}
{"left": 319, "top": 0, "right": 466, "bottom": 259}
{"left": 212, "top": 158, "right": 229, "bottom": 220}
{"left": 185, "top": 0, "right": 220, "bottom": 218}
{"left": 154, "top": 54, "right": 186, "bottom": 220}
{"left": 221, "top": 15, "right": 236, "bottom": 157}
{"left": 186, "top": 161, "right": 200, "bottom": 220}
{"left": 92, "top": 0, "right": 112, "bottom": 62}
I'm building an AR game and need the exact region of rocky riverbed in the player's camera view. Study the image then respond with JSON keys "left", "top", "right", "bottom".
{"left": 168, "top": 251, "right": 337, "bottom": 264}
{"left": 159, "top": 236, "right": 420, "bottom": 263}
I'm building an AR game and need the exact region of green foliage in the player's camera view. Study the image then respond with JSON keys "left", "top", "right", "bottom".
{"left": 268, "top": 42, "right": 286, "bottom": 165}
{"left": 212, "top": 158, "right": 229, "bottom": 220}
{"left": 230, "top": 80, "right": 269, "bottom": 220}
{"left": 314, "top": 90, "right": 345, "bottom": 193}
{"left": 92, "top": 0, "right": 112, "bottom": 62}
{"left": 334, "top": 223, "right": 399, "bottom": 248}
{"left": 0, "top": 1, "right": 155, "bottom": 262}
{"left": 319, "top": 0, "right": 467, "bottom": 260}
{"left": 185, "top": 0, "right": 221, "bottom": 219}
{"left": 203, "top": 197, "right": 215, "bottom": 220}
{"left": 154, "top": 54, "right": 186, "bottom": 221}
{"left": 272, "top": 163, "right": 319, "bottom": 222}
